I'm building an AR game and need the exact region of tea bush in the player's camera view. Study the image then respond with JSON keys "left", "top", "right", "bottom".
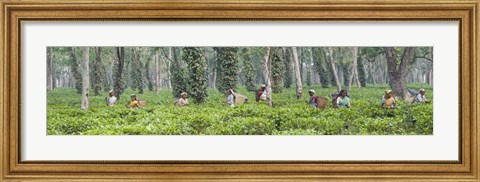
{"left": 47, "top": 84, "right": 433, "bottom": 135}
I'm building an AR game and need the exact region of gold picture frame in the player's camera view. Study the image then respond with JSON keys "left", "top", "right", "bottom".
{"left": 1, "top": 0, "right": 478, "bottom": 181}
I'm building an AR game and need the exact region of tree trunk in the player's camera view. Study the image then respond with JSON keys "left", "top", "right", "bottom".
{"left": 113, "top": 47, "right": 124, "bottom": 99}
{"left": 212, "top": 67, "right": 217, "bottom": 90}
{"left": 291, "top": 47, "right": 303, "bottom": 99}
{"left": 327, "top": 48, "right": 342, "bottom": 92}
{"left": 155, "top": 53, "right": 162, "bottom": 93}
{"left": 262, "top": 47, "right": 273, "bottom": 106}
{"left": 384, "top": 47, "right": 414, "bottom": 99}
{"left": 309, "top": 48, "right": 316, "bottom": 85}
{"left": 166, "top": 48, "right": 172, "bottom": 90}
{"left": 353, "top": 47, "right": 361, "bottom": 88}
{"left": 355, "top": 69, "right": 361, "bottom": 87}
{"left": 369, "top": 63, "right": 377, "bottom": 85}
{"left": 47, "top": 47, "right": 54, "bottom": 90}
{"left": 348, "top": 47, "right": 358, "bottom": 90}
{"left": 81, "top": 47, "right": 90, "bottom": 111}
{"left": 92, "top": 47, "right": 104, "bottom": 96}
{"left": 428, "top": 67, "right": 433, "bottom": 86}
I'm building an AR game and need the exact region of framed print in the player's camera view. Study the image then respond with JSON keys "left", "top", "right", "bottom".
{"left": 1, "top": 0, "right": 479, "bottom": 181}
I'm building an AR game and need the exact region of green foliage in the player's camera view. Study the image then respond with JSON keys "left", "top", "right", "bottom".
{"left": 92, "top": 47, "right": 106, "bottom": 96}
{"left": 340, "top": 63, "right": 351, "bottom": 87}
{"left": 214, "top": 47, "right": 238, "bottom": 92}
{"left": 70, "top": 47, "right": 83, "bottom": 94}
{"left": 170, "top": 47, "right": 188, "bottom": 98}
{"left": 242, "top": 48, "right": 257, "bottom": 91}
{"left": 47, "top": 84, "right": 433, "bottom": 135}
{"left": 183, "top": 47, "right": 208, "bottom": 103}
{"left": 357, "top": 58, "right": 367, "bottom": 87}
{"left": 313, "top": 48, "right": 330, "bottom": 88}
{"left": 113, "top": 47, "right": 126, "bottom": 98}
{"left": 130, "top": 47, "right": 145, "bottom": 94}
{"left": 283, "top": 48, "right": 293, "bottom": 88}
{"left": 306, "top": 67, "right": 312, "bottom": 86}
{"left": 271, "top": 50, "right": 286, "bottom": 93}
{"left": 145, "top": 55, "right": 154, "bottom": 91}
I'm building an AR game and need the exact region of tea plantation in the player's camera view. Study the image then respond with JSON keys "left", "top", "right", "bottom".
{"left": 47, "top": 84, "right": 433, "bottom": 135}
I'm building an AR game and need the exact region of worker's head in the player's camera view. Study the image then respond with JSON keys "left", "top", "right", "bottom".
{"left": 108, "top": 90, "right": 114, "bottom": 97}
{"left": 385, "top": 90, "right": 393, "bottom": 98}
{"left": 180, "top": 92, "right": 188, "bottom": 98}
{"left": 340, "top": 89, "right": 348, "bottom": 97}
{"left": 226, "top": 88, "right": 233, "bottom": 95}
{"left": 261, "top": 84, "right": 266, "bottom": 90}
{"left": 419, "top": 88, "right": 426, "bottom": 95}
{"left": 130, "top": 94, "right": 137, "bottom": 101}
{"left": 308, "top": 89, "right": 315, "bottom": 96}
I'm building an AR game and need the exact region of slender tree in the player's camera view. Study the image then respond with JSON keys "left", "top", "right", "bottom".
{"left": 165, "top": 48, "right": 172, "bottom": 90}
{"left": 271, "top": 49, "right": 286, "bottom": 93}
{"left": 306, "top": 48, "right": 317, "bottom": 86}
{"left": 155, "top": 51, "right": 162, "bottom": 93}
{"left": 70, "top": 47, "right": 83, "bottom": 93}
{"left": 291, "top": 47, "right": 303, "bottom": 99}
{"left": 282, "top": 48, "right": 293, "bottom": 88}
{"left": 130, "top": 47, "right": 145, "bottom": 94}
{"left": 183, "top": 47, "right": 208, "bottom": 103}
{"left": 328, "top": 47, "right": 342, "bottom": 92}
{"left": 357, "top": 48, "right": 367, "bottom": 87}
{"left": 343, "top": 64, "right": 352, "bottom": 88}
{"left": 313, "top": 48, "right": 330, "bottom": 88}
{"left": 81, "top": 47, "right": 90, "bottom": 110}
{"left": 47, "top": 47, "right": 54, "bottom": 90}
{"left": 262, "top": 47, "right": 273, "bottom": 106}
{"left": 113, "top": 47, "right": 125, "bottom": 99}
{"left": 170, "top": 47, "right": 188, "bottom": 98}
{"left": 92, "top": 47, "right": 106, "bottom": 96}
{"left": 145, "top": 54, "right": 154, "bottom": 91}
{"left": 242, "top": 48, "right": 256, "bottom": 91}
{"left": 347, "top": 47, "right": 358, "bottom": 91}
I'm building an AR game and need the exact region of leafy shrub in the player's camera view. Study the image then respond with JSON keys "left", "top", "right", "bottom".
{"left": 47, "top": 84, "right": 433, "bottom": 135}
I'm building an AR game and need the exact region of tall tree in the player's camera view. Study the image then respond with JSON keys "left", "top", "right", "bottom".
{"left": 113, "top": 47, "right": 125, "bottom": 99}
{"left": 214, "top": 47, "right": 238, "bottom": 92}
{"left": 71, "top": 47, "right": 83, "bottom": 93}
{"left": 291, "top": 47, "right": 303, "bottom": 99}
{"left": 306, "top": 48, "right": 314, "bottom": 86}
{"left": 357, "top": 54, "right": 367, "bottom": 87}
{"left": 81, "top": 47, "right": 90, "bottom": 110}
{"left": 47, "top": 47, "right": 54, "bottom": 90}
{"left": 145, "top": 54, "right": 154, "bottom": 91}
{"left": 92, "top": 47, "right": 106, "bottom": 96}
{"left": 282, "top": 48, "right": 293, "bottom": 88}
{"left": 271, "top": 49, "right": 286, "bottom": 93}
{"left": 262, "top": 47, "right": 273, "bottom": 106}
{"left": 347, "top": 47, "right": 358, "bottom": 91}
{"left": 170, "top": 47, "right": 188, "bottom": 98}
{"left": 165, "top": 48, "right": 172, "bottom": 90}
{"left": 342, "top": 64, "right": 352, "bottom": 88}
{"left": 131, "top": 47, "right": 145, "bottom": 94}
{"left": 384, "top": 47, "right": 415, "bottom": 98}
{"left": 155, "top": 51, "right": 162, "bottom": 93}
{"left": 183, "top": 47, "right": 208, "bottom": 103}
{"left": 242, "top": 48, "right": 256, "bottom": 91}
{"left": 327, "top": 47, "right": 342, "bottom": 92}
{"left": 313, "top": 48, "right": 330, "bottom": 88}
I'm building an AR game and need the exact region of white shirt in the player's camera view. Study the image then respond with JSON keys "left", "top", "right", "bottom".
{"left": 416, "top": 94, "right": 427, "bottom": 102}
{"left": 226, "top": 94, "right": 234, "bottom": 107}
{"left": 107, "top": 96, "right": 117, "bottom": 106}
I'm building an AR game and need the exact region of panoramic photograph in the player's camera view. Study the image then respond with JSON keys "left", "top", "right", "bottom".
{"left": 46, "top": 47, "right": 433, "bottom": 135}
